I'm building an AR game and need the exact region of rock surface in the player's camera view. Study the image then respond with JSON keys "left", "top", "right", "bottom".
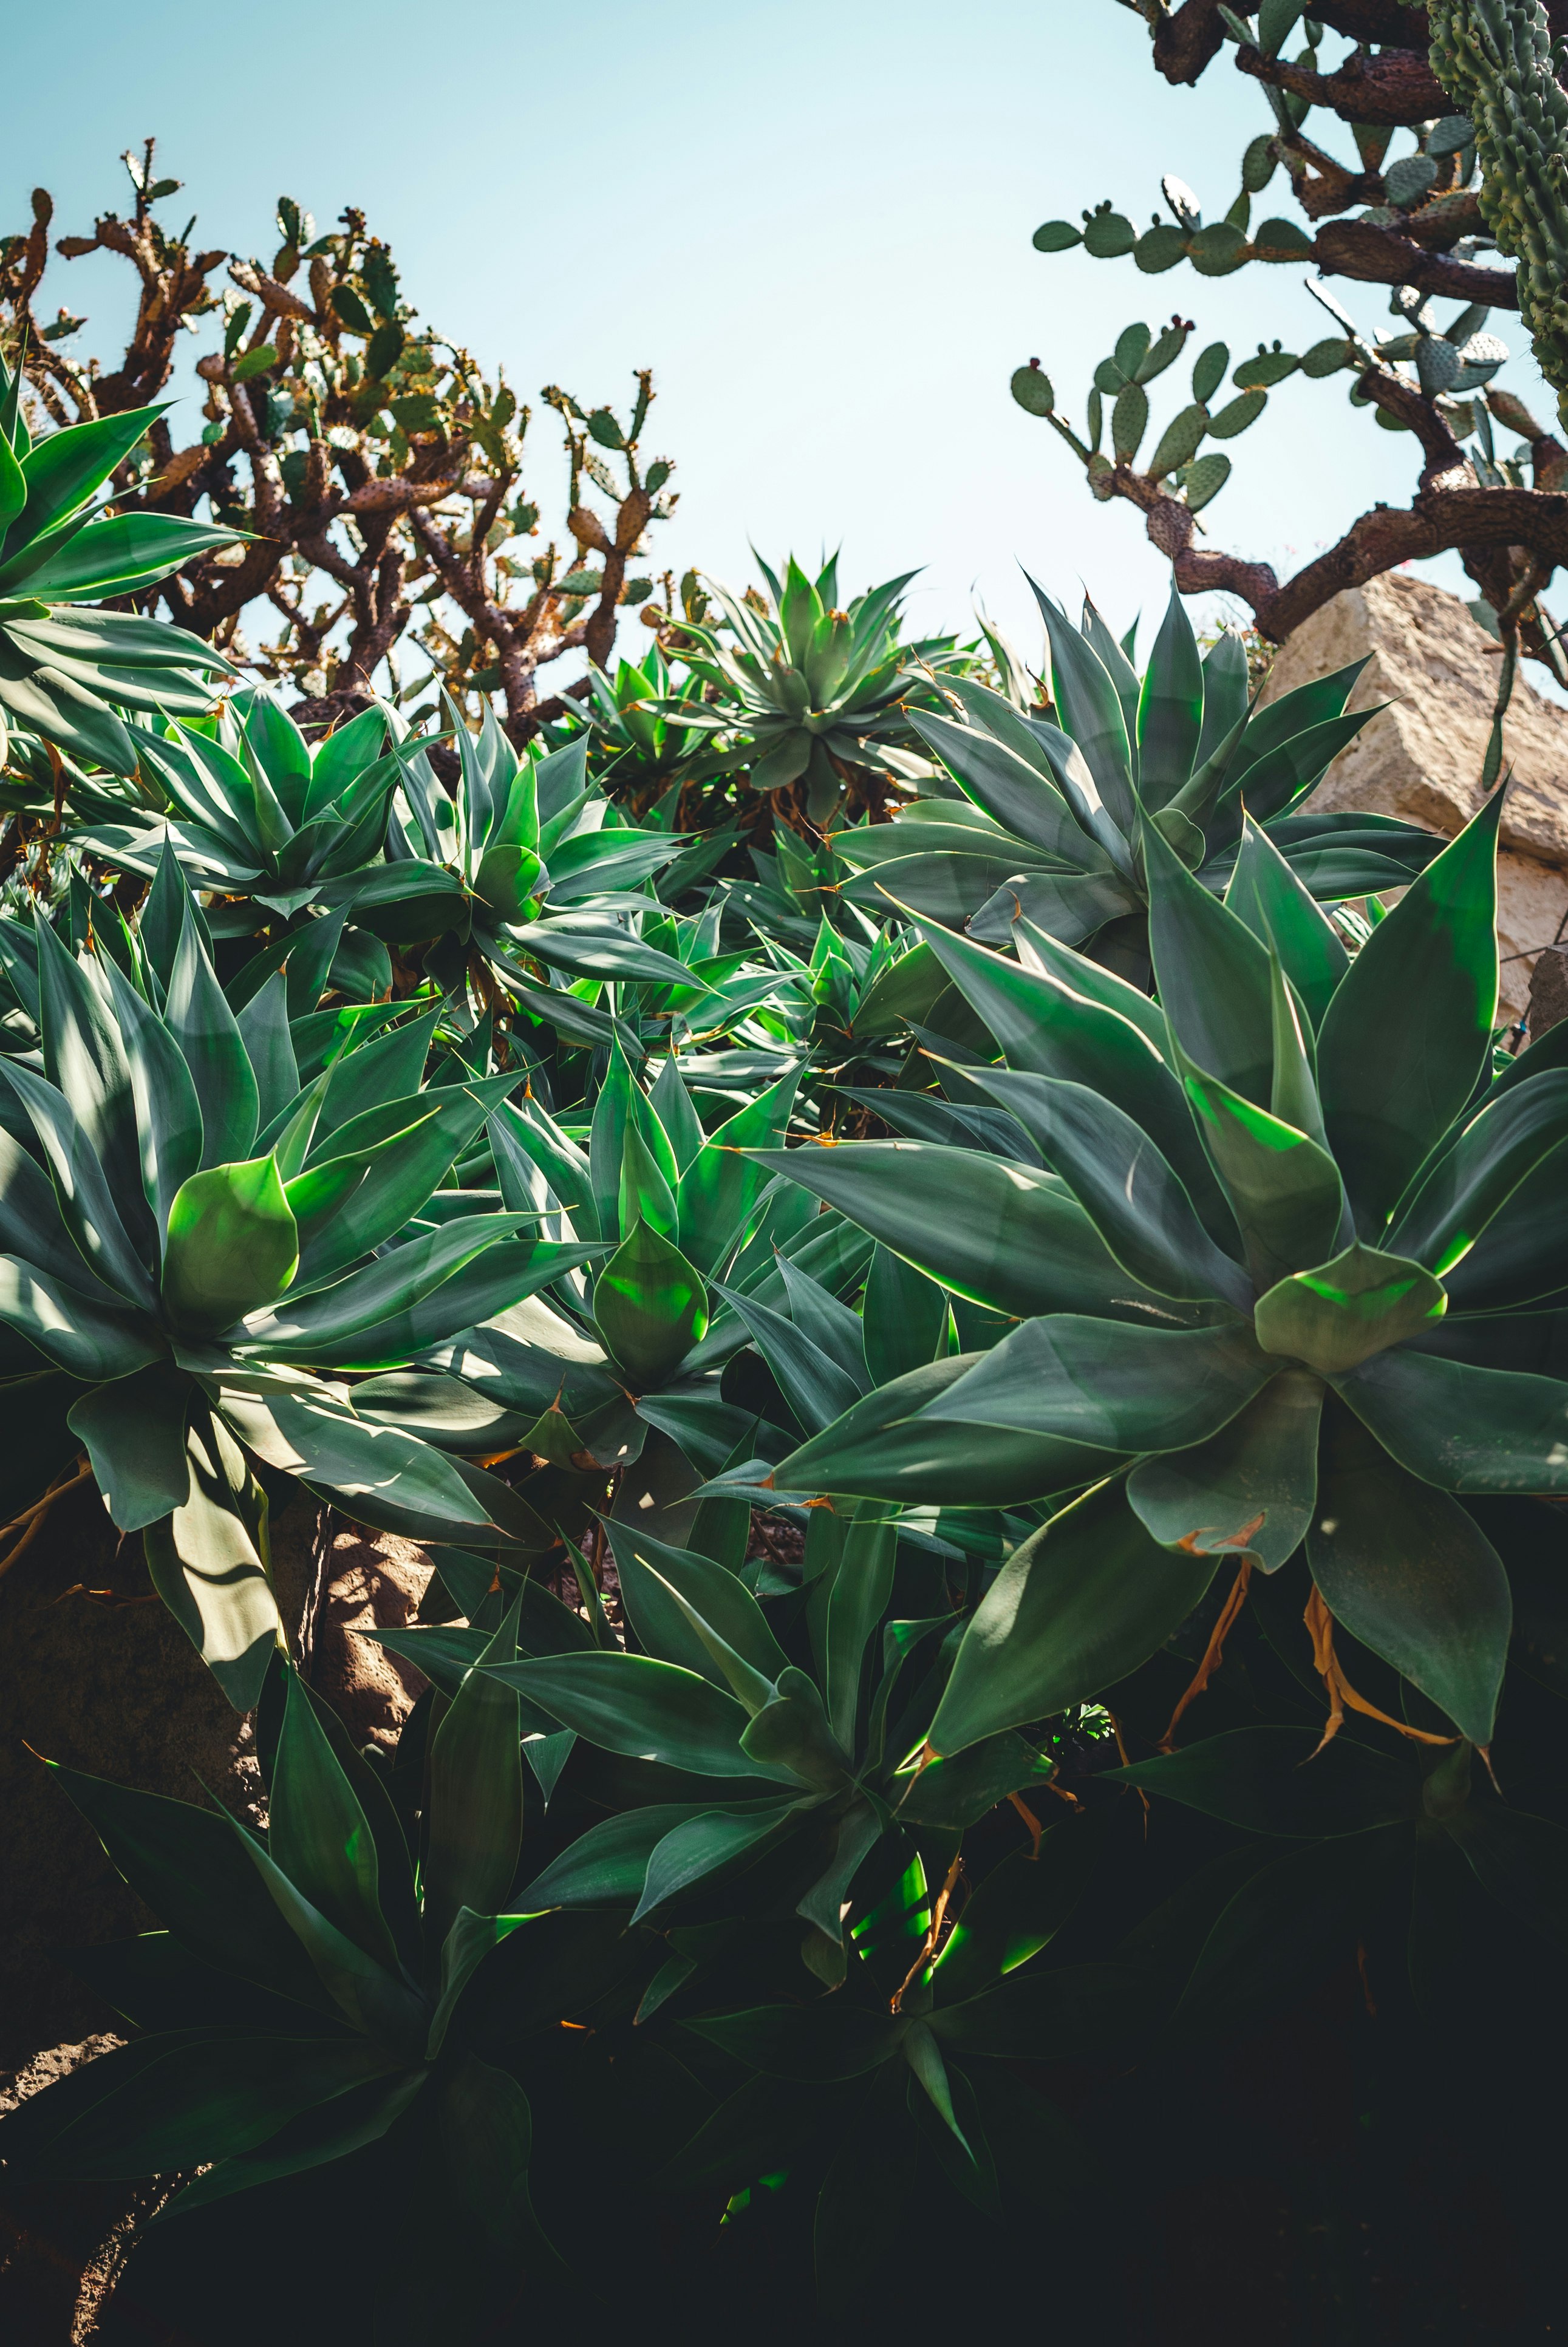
{"left": 0, "top": 1483, "right": 431, "bottom": 2074}
{"left": 308, "top": 1521, "right": 432, "bottom": 1752}
{"left": 1261, "top": 571, "right": 1568, "bottom": 1020}
{"left": 0, "top": 1476, "right": 265, "bottom": 2073}
{"left": 0, "top": 2034, "right": 167, "bottom": 2344}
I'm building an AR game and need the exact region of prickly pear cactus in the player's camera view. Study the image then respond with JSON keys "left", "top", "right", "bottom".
{"left": 1420, "top": 0, "right": 1568, "bottom": 420}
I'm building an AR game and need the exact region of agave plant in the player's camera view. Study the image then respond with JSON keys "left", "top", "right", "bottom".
{"left": 0, "top": 868, "right": 596, "bottom": 1702}
{"left": 68, "top": 685, "right": 431, "bottom": 997}
{"left": 354, "top": 1045, "right": 870, "bottom": 1501}
{"left": 578, "top": 641, "right": 743, "bottom": 818}
{"left": 361, "top": 700, "right": 727, "bottom": 1041}
{"left": 831, "top": 581, "right": 1443, "bottom": 978}
{"left": 756, "top": 792, "right": 1568, "bottom": 1763}
{"left": 0, "top": 359, "right": 234, "bottom": 772}
{"left": 472, "top": 1505, "right": 990, "bottom": 1978}
{"left": 0, "top": 1638, "right": 596, "bottom": 2290}
{"left": 654, "top": 554, "right": 955, "bottom": 827}
{"left": 663, "top": 1813, "right": 1140, "bottom": 2312}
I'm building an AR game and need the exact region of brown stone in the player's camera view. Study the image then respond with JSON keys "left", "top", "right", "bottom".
{"left": 307, "top": 1522, "right": 433, "bottom": 1753}
{"left": 1527, "top": 944, "right": 1568, "bottom": 1041}
{"left": 0, "top": 1473, "right": 436, "bottom": 2072}
{"left": 1261, "top": 570, "right": 1568, "bottom": 1019}
{"left": 0, "top": 1477, "right": 265, "bottom": 2073}
{"left": 0, "top": 2034, "right": 174, "bottom": 2344}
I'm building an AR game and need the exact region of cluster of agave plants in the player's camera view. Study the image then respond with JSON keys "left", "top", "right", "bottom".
{"left": 3, "top": 370, "right": 1568, "bottom": 2331}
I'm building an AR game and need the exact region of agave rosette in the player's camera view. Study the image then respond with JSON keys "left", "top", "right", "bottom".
{"left": 0, "top": 359, "right": 235, "bottom": 774}
{"left": 0, "top": 865, "right": 598, "bottom": 1703}
{"left": 359, "top": 1042, "right": 878, "bottom": 1497}
{"left": 757, "top": 789, "right": 1568, "bottom": 1760}
{"left": 362, "top": 701, "right": 708, "bottom": 1026}
{"left": 0, "top": 1627, "right": 624, "bottom": 2292}
{"left": 831, "top": 581, "right": 1443, "bottom": 976}
{"left": 654, "top": 554, "right": 958, "bottom": 826}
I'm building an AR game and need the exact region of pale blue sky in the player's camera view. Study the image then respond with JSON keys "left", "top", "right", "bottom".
{"left": 12, "top": 0, "right": 1545, "bottom": 672}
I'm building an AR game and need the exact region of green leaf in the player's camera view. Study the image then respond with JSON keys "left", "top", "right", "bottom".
{"left": 748, "top": 1141, "right": 1208, "bottom": 1324}
{"left": 1145, "top": 817, "right": 1275, "bottom": 1108}
{"left": 165, "top": 900, "right": 259, "bottom": 1170}
{"left": 605, "top": 1519, "right": 791, "bottom": 1686}
{"left": 237, "top": 1217, "right": 549, "bottom": 1361}
{"left": 15, "top": 403, "right": 165, "bottom": 543}
{"left": 1253, "top": 1241, "right": 1446, "bottom": 1375}
{"left": 592, "top": 1219, "right": 707, "bottom": 1388}
{"left": 674, "top": 1065, "right": 801, "bottom": 1277}
{"left": 9, "top": 2031, "right": 401, "bottom": 2182}
{"left": 632, "top": 1800, "right": 802, "bottom": 1923}
{"left": 1127, "top": 1368, "right": 1321, "bottom": 1570}
{"left": 269, "top": 1669, "right": 400, "bottom": 1971}
{"left": 906, "top": 709, "right": 1108, "bottom": 865}
{"left": 895, "top": 1731, "right": 1059, "bottom": 1831}
{"left": 32, "top": 911, "right": 154, "bottom": 1263}
{"left": 1136, "top": 581, "right": 1204, "bottom": 809}
{"left": 160, "top": 1157, "right": 299, "bottom": 1337}
{"left": 904, "top": 915, "right": 1230, "bottom": 1234}
{"left": 919, "top": 1316, "right": 1273, "bottom": 1456}
{"left": 649, "top": 1055, "right": 706, "bottom": 1174}
{"left": 1223, "top": 816, "right": 1348, "bottom": 1029}
{"left": 930, "top": 1480, "right": 1219, "bottom": 1755}
{"left": 142, "top": 1407, "right": 282, "bottom": 1709}
{"left": 1386, "top": 1071, "right": 1568, "bottom": 1275}
{"left": 208, "top": 1370, "right": 496, "bottom": 1535}
{"left": 47, "top": 1763, "right": 337, "bottom": 2017}
{"left": 1029, "top": 581, "right": 1137, "bottom": 831}
{"left": 1317, "top": 792, "right": 1502, "bottom": 1233}
{"left": 157, "top": 2069, "right": 427, "bottom": 2216}
{"left": 931, "top": 1830, "right": 1101, "bottom": 2003}
{"left": 209, "top": 1793, "right": 426, "bottom": 2053}
{"left": 489, "top": 1652, "right": 795, "bottom": 1780}
{"left": 0, "top": 1256, "right": 159, "bottom": 1380}
{"left": 522, "top": 1804, "right": 711, "bottom": 1909}
{"left": 1336, "top": 1347, "right": 1568, "bottom": 1495}
{"left": 775, "top": 1354, "right": 1110, "bottom": 1507}
{"left": 822, "top": 1506, "right": 897, "bottom": 1750}
{"left": 862, "top": 1244, "right": 947, "bottom": 1386}
{"left": 1308, "top": 1402, "right": 1510, "bottom": 1744}
{"left": 424, "top": 1596, "right": 525, "bottom": 1949}
{"left": 0, "top": 1057, "right": 155, "bottom": 1307}
{"left": 1182, "top": 1061, "right": 1346, "bottom": 1292}
{"left": 970, "top": 1070, "right": 1252, "bottom": 1307}
{"left": 98, "top": 957, "right": 203, "bottom": 1239}
{"left": 67, "top": 1361, "right": 191, "bottom": 1533}
{"left": 711, "top": 1279, "right": 864, "bottom": 1436}
{"left": 689, "top": 2003, "right": 905, "bottom": 2081}
{"left": 236, "top": 971, "right": 300, "bottom": 1135}
{"left": 290, "top": 1079, "right": 511, "bottom": 1285}
{"left": 1110, "top": 1726, "right": 1420, "bottom": 1836}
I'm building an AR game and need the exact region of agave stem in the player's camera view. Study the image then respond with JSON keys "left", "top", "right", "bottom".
{"left": 1302, "top": 1584, "right": 1457, "bottom": 1758}
{"left": 1157, "top": 1558, "right": 1255, "bottom": 1753}
{"left": 0, "top": 1454, "right": 94, "bottom": 1577}
{"left": 890, "top": 1846, "right": 964, "bottom": 2015}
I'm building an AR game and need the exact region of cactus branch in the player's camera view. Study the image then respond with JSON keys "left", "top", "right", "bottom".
{"left": 1233, "top": 35, "right": 1450, "bottom": 123}
{"left": 1099, "top": 431, "right": 1568, "bottom": 663}
{"left": 1423, "top": 0, "right": 1568, "bottom": 421}
{"left": 1313, "top": 216, "right": 1523, "bottom": 302}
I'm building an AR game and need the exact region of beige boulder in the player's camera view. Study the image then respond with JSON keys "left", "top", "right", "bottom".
{"left": 1261, "top": 570, "right": 1568, "bottom": 1020}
